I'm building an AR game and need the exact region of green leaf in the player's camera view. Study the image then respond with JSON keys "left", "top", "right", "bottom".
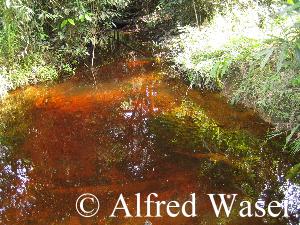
{"left": 79, "top": 15, "right": 85, "bottom": 22}
{"left": 260, "top": 48, "right": 274, "bottom": 69}
{"left": 5, "top": 0, "right": 11, "bottom": 8}
{"left": 85, "top": 14, "right": 92, "bottom": 22}
{"left": 295, "top": 46, "right": 300, "bottom": 64}
{"left": 291, "top": 76, "right": 300, "bottom": 87}
{"left": 210, "top": 62, "right": 220, "bottom": 78}
{"left": 284, "top": 124, "right": 299, "bottom": 149}
{"left": 221, "top": 59, "right": 231, "bottom": 78}
{"left": 276, "top": 44, "right": 287, "bottom": 72}
{"left": 291, "top": 138, "right": 300, "bottom": 154}
{"left": 67, "top": 18, "right": 75, "bottom": 26}
{"left": 60, "top": 19, "right": 68, "bottom": 28}
{"left": 61, "top": 18, "right": 75, "bottom": 28}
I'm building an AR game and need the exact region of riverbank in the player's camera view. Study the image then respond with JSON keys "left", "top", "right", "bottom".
{"left": 0, "top": 1, "right": 299, "bottom": 224}
{"left": 0, "top": 0, "right": 299, "bottom": 175}
{"left": 141, "top": 1, "right": 300, "bottom": 157}
{"left": 0, "top": 0, "right": 136, "bottom": 98}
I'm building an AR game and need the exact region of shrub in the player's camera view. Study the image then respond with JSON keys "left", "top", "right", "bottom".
{"left": 0, "top": 73, "right": 12, "bottom": 98}
{"left": 0, "top": 0, "right": 131, "bottom": 93}
{"left": 164, "top": 0, "right": 300, "bottom": 153}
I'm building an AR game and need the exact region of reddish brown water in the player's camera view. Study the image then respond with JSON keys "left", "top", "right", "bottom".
{"left": 0, "top": 54, "right": 298, "bottom": 225}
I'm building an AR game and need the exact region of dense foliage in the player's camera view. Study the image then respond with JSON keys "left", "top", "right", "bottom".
{"left": 163, "top": 0, "right": 299, "bottom": 155}
{"left": 0, "top": 2, "right": 299, "bottom": 223}
{"left": 0, "top": 0, "right": 130, "bottom": 94}
{"left": 0, "top": 0, "right": 299, "bottom": 179}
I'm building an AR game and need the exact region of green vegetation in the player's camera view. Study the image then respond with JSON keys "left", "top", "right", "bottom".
{"left": 150, "top": 100, "right": 262, "bottom": 157}
{"left": 159, "top": 1, "right": 299, "bottom": 158}
{"left": 0, "top": 89, "right": 36, "bottom": 149}
{"left": 0, "top": 0, "right": 298, "bottom": 174}
{"left": 149, "top": 100, "right": 288, "bottom": 225}
{"left": 0, "top": 0, "right": 130, "bottom": 96}
{"left": 150, "top": 100, "right": 280, "bottom": 184}
{"left": 287, "top": 162, "right": 300, "bottom": 183}
{"left": 0, "top": 1, "right": 299, "bottom": 224}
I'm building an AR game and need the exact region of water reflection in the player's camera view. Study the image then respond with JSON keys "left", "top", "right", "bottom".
{"left": 117, "top": 76, "right": 160, "bottom": 179}
{"left": 0, "top": 146, "right": 33, "bottom": 223}
{"left": 281, "top": 181, "right": 300, "bottom": 224}
{"left": 0, "top": 57, "right": 299, "bottom": 225}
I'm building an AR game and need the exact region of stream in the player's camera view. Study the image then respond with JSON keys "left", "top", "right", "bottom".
{"left": 0, "top": 37, "right": 299, "bottom": 225}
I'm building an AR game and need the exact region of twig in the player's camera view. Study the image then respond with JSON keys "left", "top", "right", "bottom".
{"left": 192, "top": 0, "right": 200, "bottom": 28}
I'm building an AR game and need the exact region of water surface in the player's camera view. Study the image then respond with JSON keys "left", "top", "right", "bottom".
{"left": 0, "top": 51, "right": 299, "bottom": 225}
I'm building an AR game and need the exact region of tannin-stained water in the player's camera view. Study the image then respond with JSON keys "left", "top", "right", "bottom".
{"left": 0, "top": 54, "right": 299, "bottom": 225}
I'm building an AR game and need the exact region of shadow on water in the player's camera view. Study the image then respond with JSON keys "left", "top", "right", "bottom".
{"left": 0, "top": 34, "right": 299, "bottom": 225}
